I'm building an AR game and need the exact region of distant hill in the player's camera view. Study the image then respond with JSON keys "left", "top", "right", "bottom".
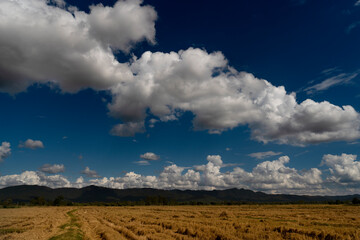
{"left": 0, "top": 185, "right": 359, "bottom": 204}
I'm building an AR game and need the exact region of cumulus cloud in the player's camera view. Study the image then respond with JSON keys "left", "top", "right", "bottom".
{"left": 0, "top": 0, "right": 155, "bottom": 93}
{"left": 140, "top": 152, "right": 160, "bottom": 161}
{"left": 82, "top": 155, "right": 323, "bottom": 193}
{"left": 7, "top": 154, "right": 360, "bottom": 194}
{"left": 39, "top": 164, "right": 65, "bottom": 174}
{"left": 0, "top": 171, "right": 71, "bottom": 188}
{"left": 81, "top": 166, "right": 100, "bottom": 178}
{"left": 0, "top": 142, "right": 11, "bottom": 162}
{"left": 49, "top": 0, "right": 66, "bottom": 8}
{"left": 248, "top": 151, "right": 283, "bottom": 159}
{"left": 19, "top": 139, "right": 44, "bottom": 149}
{"left": 88, "top": 0, "right": 157, "bottom": 52}
{"left": 242, "top": 156, "right": 322, "bottom": 192}
{"left": 108, "top": 48, "right": 360, "bottom": 145}
{"left": 321, "top": 153, "right": 360, "bottom": 183}
{"left": 0, "top": 1, "right": 359, "bottom": 146}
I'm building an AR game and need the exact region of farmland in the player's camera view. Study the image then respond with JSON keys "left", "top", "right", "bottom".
{"left": 0, "top": 205, "right": 359, "bottom": 239}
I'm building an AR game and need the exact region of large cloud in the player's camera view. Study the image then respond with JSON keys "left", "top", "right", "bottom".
{"left": 321, "top": 153, "right": 360, "bottom": 183}
{"left": 0, "top": 1, "right": 359, "bottom": 145}
{"left": 0, "top": 142, "right": 11, "bottom": 162}
{"left": 0, "top": 0, "right": 155, "bottom": 93}
{"left": 109, "top": 48, "right": 360, "bottom": 145}
{"left": 0, "top": 171, "right": 71, "bottom": 188}
{"left": 8, "top": 154, "right": 360, "bottom": 194}
{"left": 72, "top": 155, "right": 324, "bottom": 193}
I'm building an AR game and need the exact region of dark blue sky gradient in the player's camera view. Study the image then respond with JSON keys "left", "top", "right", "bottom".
{"left": 1, "top": 0, "right": 360, "bottom": 185}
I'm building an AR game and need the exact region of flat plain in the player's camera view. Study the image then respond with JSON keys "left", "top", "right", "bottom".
{"left": 0, "top": 205, "right": 359, "bottom": 240}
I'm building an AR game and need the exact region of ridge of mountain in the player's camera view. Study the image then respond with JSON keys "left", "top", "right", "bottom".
{"left": 0, "top": 185, "right": 358, "bottom": 203}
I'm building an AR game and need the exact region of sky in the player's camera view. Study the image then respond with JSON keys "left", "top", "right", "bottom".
{"left": 0, "top": 0, "right": 360, "bottom": 195}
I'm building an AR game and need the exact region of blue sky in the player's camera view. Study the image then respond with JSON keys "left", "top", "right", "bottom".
{"left": 0, "top": 0, "right": 360, "bottom": 195}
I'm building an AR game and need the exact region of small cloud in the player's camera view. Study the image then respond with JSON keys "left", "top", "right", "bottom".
{"left": 18, "top": 139, "right": 44, "bottom": 150}
{"left": 110, "top": 121, "right": 145, "bottom": 137}
{"left": 355, "top": 0, "right": 360, "bottom": 6}
{"left": 0, "top": 142, "right": 11, "bottom": 162}
{"left": 294, "top": 150, "right": 310, "bottom": 157}
{"left": 149, "top": 118, "right": 159, "bottom": 128}
{"left": 304, "top": 72, "right": 358, "bottom": 94}
{"left": 134, "top": 160, "right": 150, "bottom": 165}
{"left": 132, "top": 139, "right": 138, "bottom": 143}
{"left": 346, "top": 22, "right": 360, "bottom": 34}
{"left": 248, "top": 151, "right": 283, "bottom": 159}
{"left": 225, "top": 147, "right": 231, "bottom": 151}
{"left": 62, "top": 136, "right": 68, "bottom": 140}
{"left": 81, "top": 166, "right": 100, "bottom": 178}
{"left": 140, "top": 152, "right": 160, "bottom": 161}
{"left": 39, "top": 164, "right": 65, "bottom": 174}
{"left": 78, "top": 155, "right": 83, "bottom": 160}
{"left": 222, "top": 163, "right": 239, "bottom": 167}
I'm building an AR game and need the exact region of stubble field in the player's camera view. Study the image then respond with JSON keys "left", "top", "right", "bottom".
{"left": 0, "top": 205, "right": 359, "bottom": 240}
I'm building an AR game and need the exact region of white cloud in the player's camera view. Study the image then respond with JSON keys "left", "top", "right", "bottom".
{"left": 243, "top": 156, "right": 323, "bottom": 192}
{"left": 110, "top": 121, "right": 145, "bottom": 137}
{"left": 0, "top": 171, "right": 71, "bottom": 188}
{"left": 49, "top": 0, "right": 66, "bottom": 8}
{"left": 73, "top": 176, "right": 84, "bottom": 188}
{"left": 321, "top": 153, "right": 360, "bottom": 183}
{"left": 0, "top": 142, "right": 11, "bottom": 162}
{"left": 304, "top": 72, "right": 357, "bottom": 93}
{"left": 140, "top": 152, "right": 160, "bottom": 161}
{"left": 206, "top": 155, "right": 223, "bottom": 166}
{"left": 108, "top": 48, "right": 360, "bottom": 145}
{"left": 81, "top": 166, "right": 100, "bottom": 178}
{"left": 134, "top": 160, "right": 150, "bottom": 166}
{"left": 0, "top": 0, "right": 155, "bottom": 93}
{"left": 39, "top": 164, "right": 65, "bottom": 174}
{"left": 248, "top": 151, "right": 283, "bottom": 159}
{"left": 355, "top": 0, "right": 360, "bottom": 6}
{"left": 88, "top": 0, "right": 157, "bottom": 52}
{"left": 0, "top": 1, "right": 359, "bottom": 146}
{"left": 19, "top": 139, "right": 44, "bottom": 149}
{"left": 5, "top": 154, "right": 360, "bottom": 194}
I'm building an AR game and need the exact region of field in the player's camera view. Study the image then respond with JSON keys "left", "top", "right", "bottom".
{"left": 0, "top": 205, "right": 359, "bottom": 240}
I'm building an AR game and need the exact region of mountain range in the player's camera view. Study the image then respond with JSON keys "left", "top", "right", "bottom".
{"left": 0, "top": 185, "right": 359, "bottom": 204}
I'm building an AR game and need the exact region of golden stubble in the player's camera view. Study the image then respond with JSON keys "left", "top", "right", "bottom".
{"left": 1, "top": 205, "right": 360, "bottom": 240}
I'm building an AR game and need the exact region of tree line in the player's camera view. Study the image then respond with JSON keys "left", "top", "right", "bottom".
{"left": 1, "top": 196, "right": 360, "bottom": 207}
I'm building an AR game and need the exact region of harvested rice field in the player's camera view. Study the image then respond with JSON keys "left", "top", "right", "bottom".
{"left": 0, "top": 205, "right": 360, "bottom": 240}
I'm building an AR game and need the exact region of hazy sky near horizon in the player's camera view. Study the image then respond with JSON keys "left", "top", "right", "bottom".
{"left": 1, "top": 0, "right": 360, "bottom": 195}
